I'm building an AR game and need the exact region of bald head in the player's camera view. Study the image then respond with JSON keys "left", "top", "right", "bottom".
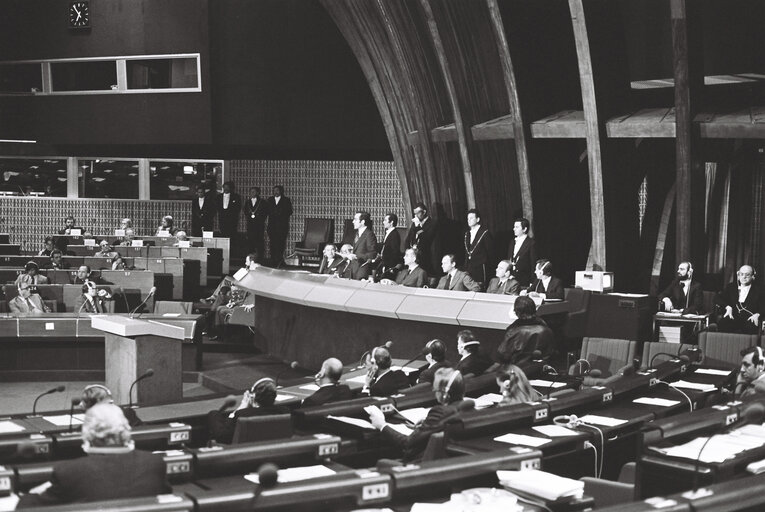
{"left": 320, "top": 358, "right": 344, "bottom": 383}
{"left": 739, "top": 265, "right": 755, "bottom": 286}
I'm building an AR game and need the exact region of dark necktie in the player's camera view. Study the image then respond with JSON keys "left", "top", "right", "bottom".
{"left": 25, "top": 298, "right": 36, "bottom": 311}
{"left": 445, "top": 274, "right": 452, "bottom": 290}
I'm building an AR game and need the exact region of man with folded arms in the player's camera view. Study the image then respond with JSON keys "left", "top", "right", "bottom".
{"left": 301, "top": 358, "right": 353, "bottom": 408}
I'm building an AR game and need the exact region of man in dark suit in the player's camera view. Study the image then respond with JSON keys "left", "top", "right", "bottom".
{"left": 375, "top": 212, "right": 402, "bottom": 281}
{"left": 318, "top": 244, "right": 344, "bottom": 275}
{"left": 658, "top": 261, "right": 703, "bottom": 314}
{"left": 485, "top": 260, "right": 521, "bottom": 295}
{"left": 455, "top": 330, "right": 492, "bottom": 377}
{"left": 523, "top": 259, "right": 564, "bottom": 300}
{"left": 43, "top": 249, "right": 69, "bottom": 270}
{"left": 391, "top": 248, "right": 428, "bottom": 288}
{"left": 362, "top": 345, "right": 410, "bottom": 397}
{"left": 496, "top": 296, "right": 554, "bottom": 371}
{"left": 16, "top": 403, "right": 169, "bottom": 507}
{"left": 57, "top": 215, "right": 83, "bottom": 235}
{"left": 417, "top": 339, "right": 452, "bottom": 384}
{"left": 335, "top": 244, "right": 361, "bottom": 279}
{"left": 348, "top": 211, "right": 378, "bottom": 280}
{"left": 366, "top": 367, "right": 474, "bottom": 462}
{"left": 437, "top": 254, "right": 481, "bottom": 292}
{"left": 216, "top": 181, "right": 242, "bottom": 240}
{"left": 301, "top": 358, "right": 353, "bottom": 408}
{"left": 715, "top": 265, "right": 763, "bottom": 334}
{"left": 72, "top": 265, "right": 101, "bottom": 285}
{"left": 405, "top": 202, "right": 441, "bottom": 277}
{"left": 8, "top": 282, "right": 51, "bottom": 314}
{"left": 507, "top": 217, "right": 537, "bottom": 287}
{"left": 266, "top": 185, "right": 293, "bottom": 266}
{"left": 191, "top": 184, "right": 216, "bottom": 237}
{"left": 464, "top": 208, "right": 494, "bottom": 288}
{"left": 244, "top": 186, "right": 270, "bottom": 260}
{"left": 74, "top": 281, "right": 112, "bottom": 314}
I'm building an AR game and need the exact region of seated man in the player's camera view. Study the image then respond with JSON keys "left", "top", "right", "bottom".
{"left": 155, "top": 215, "right": 177, "bottom": 236}
{"left": 382, "top": 248, "right": 427, "bottom": 288}
{"left": 118, "top": 228, "right": 136, "bottom": 246}
{"left": 417, "top": 339, "right": 452, "bottom": 384}
{"left": 44, "top": 249, "right": 69, "bottom": 270}
{"left": 362, "top": 345, "right": 410, "bottom": 397}
{"left": 736, "top": 346, "right": 765, "bottom": 399}
{"left": 15, "top": 403, "right": 170, "bottom": 507}
{"left": 301, "top": 358, "right": 353, "bottom": 408}
{"left": 111, "top": 256, "right": 128, "bottom": 271}
{"left": 203, "top": 253, "right": 259, "bottom": 303}
{"left": 365, "top": 368, "right": 474, "bottom": 461}
{"left": 334, "top": 243, "right": 360, "bottom": 279}
{"left": 485, "top": 259, "right": 520, "bottom": 295}
{"left": 437, "top": 254, "right": 481, "bottom": 291}
{"left": 74, "top": 281, "right": 112, "bottom": 314}
{"left": 658, "top": 261, "right": 703, "bottom": 314}
{"left": 495, "top": 296, "right": 554, "bottom": 369}
{"left": 207, "top": 378, "right": 290, "bottom": 444}
{"left": 73, "top": 265, "right": 101, "bottom": 285}
{"left": 15, "top": 261, "right": 48, "bottom": 286}
{"left": 95, "top": 240, "right": 120, "bottom": 259}
{"left": 37, "top": 236, "right": 55, "bottom": 257}
{"left": 57, "top": 215, "right": 83, "bottom": 235}
{"left": 318, "top": 244, "right": 344, "bottom": 275}
{"left": 715, "top": 265, "right": 763, "bottom": 335}
{"left": 522, "top": 259, "right": 564, "bottom": 300}
{"left": 118, "top": 218, "right": 133, "bottom": 231}
{"left": 9, "top": 282, "right": 51, "bottom": 314}
{"left": 454, "top": 329, "right": 492, "bottom": 377}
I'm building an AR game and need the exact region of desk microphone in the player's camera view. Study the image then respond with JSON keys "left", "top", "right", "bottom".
{"left": 76, "top": 298, "right": 89, "bottom": 317}
{"left": 688, "top": 402, "right": 765, "bottom": 496}
{"left": 649, "top": 353, "right": 690, "bottom": 369}
{"left": 275, "top": 361, "right": 299, "bottom": 388}
{"left": 572, "top": 359, "right": 591, "bottom": 376}
{"left": 129, "top": 286, "right": 156, "bottom": 318}
{"left": 31, "top": 385, "right": 65, "bottom": 416}
{"left": 254, "top": 462, "right": 279, "bottom": 499}
{"left": 116, "top": 286, "right": 130, "bottom": 313}
{"left": 127, "top": 369, "right": 154, "bottom": 409}
{"left": 543, "top": 366, "right": 562, "bottom": 399}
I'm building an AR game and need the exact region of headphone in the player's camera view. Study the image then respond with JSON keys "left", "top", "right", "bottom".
{"left": 83, "top": 384, "right": 112, "bottom": 396}
{"left": 82, "top": 281, "right": 97, "bottom": 294}
{"left": 250, "top": 377, "right": 275, "bottom": 394}
{"left": 752, "top": 346, "right": 764, "bottom": 367}
{"left": 538, "top": 260, "right": 551, "bottom": 274}
{"left": 442, "top": 370, "right": 461, "bottom": 404}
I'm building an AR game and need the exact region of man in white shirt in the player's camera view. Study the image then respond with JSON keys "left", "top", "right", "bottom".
{"left": 216, "top": 181, "right": 241, "bottom": 239}
{"left": 244, "top": 186, "right": 269, "bottom": 259}
{"left": 715, "top": 264, "right": 763, "bottom": 334}
{"left": 464, "top": 208, "right": 494, "bottom": 287}
{"left": 374, "top": 213, "right": 402, "bottom": 281}
{"left": 191, "top": 184, "right": 215, "bottom": 237}
{"left": 507, "top": 217, "right": 537, "bottom": 287}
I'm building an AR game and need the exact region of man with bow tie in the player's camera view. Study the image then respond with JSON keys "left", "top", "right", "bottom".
{"left": 658, "top": 261, "right": 703, "bottom": 314}
{"left": 714, "top": 265, "right": 763, "bottom": 334}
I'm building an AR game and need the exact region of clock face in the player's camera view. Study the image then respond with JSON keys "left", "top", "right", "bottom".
{"left": 69, "top": 1, "right": 90, "bottom": 28}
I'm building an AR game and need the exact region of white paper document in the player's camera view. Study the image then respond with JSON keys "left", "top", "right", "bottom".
{"left": 327, "top": 415, "right": 375, "bottom": 429}
{"left": 387, "top": 423, "right": 414, "bottom": 436}
{"left": 346, "top": 375, "right": 368, "bottom": 384}
{"left": 274, "top": 394, "right": 294, "bottom": 402}
{"left": 0, "top": 421, "right": 25, "bottom": 433}
{"left": 474, "top": 393, "right": 504, "bottom": 409}
{"left": 299, "top": 384, "right": 320, "bottom": 391}
{"left": 245, "top": 464, "right": 336, "bottom": 484}
{"left": 497, "top": 469, "right": 584, "bottom": 501}
{"left": 633, "top": 397, "right": 681, "bottom": 407}
{"left": 671, "top": 380, "right": 717, "bottom": 392}
{"left": 397, "top": 407, "right": 430, "bottom": 425}
{"left": 579, "top": 414, "right": 627, "bottom": 427}
{"left": 42, "top": 414, "right": 85, "bottom": 426}
{"left": 532, "top": 425, "right": 580, "bottom": 437}
{"left": 391, "top": 365, "right": 419, "bottom": 375}
{"left": 493, "top": 433, "right": 551, "bottom": 447}
{"left": 529, "top": 379, "right": 567, "bottom": 388}
{"left": 694, "top": 368, "right": 730, "bottom": 376}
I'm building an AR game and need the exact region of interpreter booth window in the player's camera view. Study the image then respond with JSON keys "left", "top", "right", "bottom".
{"left": 51, "top": 61, "right": 117, "bottom": 92}
{"left": 150, "top": 161, "right": 221, "bottom": 200}
{"left": 0, "top": 63, "right": 43, "bottom": 94}
{"left": 0, "top": 158, "right": 67, "bottom": 196}
{"left": 126, "top": 57, "right": 199, "bottom": 90}
{"left": 78, "top": 159, "right": 138, "bottom": 199}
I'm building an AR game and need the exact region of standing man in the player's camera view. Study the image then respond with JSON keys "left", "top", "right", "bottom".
{"left": 348, "top": 211, "right": 378, "bottom": 280}
{"left": 266, "top": 185, "right": 293, "bottom": 266}
{"left": 405, "top": 202, "right": 441, "bottom": 278}
{"left": 464, "top": 208, "right": 494, "bottom": 288}
{"left": 507, "top": 217, "right": 537, "bottom": 287}
{"left": 715, "top": 265, "right": 763, "bottom": 334}
{"left": 375, "top": 212, "right": 402, "bottom": 281}
{"left": 216, "top": 181, "right": 241, "bottom": 240}
{"left": 191, "top": 184, "right": 215, "bottom": 237}
{"left": 244, "top": 186, "right": 269, "bottom": 261}
{"left": 658, "top": 261, "right": 703, "bottom": 314}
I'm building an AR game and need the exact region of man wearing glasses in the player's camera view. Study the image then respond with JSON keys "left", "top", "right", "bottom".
{"left": 9, "top": 283, "right": 51, "bottom": 314}
{"left": 714, "top": 265, "right": 763, "bottom": 334}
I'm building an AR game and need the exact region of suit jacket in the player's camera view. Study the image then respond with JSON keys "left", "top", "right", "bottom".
{"left": 417, "top": 360, "right": 452, "bottom": 384}
{"left": 496, "top": 318, "right": 554, "bottom": 367}
{"left": 485, "top": 277, "right": 520, "bottom": 295}
{"left": 715, "top": 282, "right": 764, "bottom": 316}
{"left": 318, "top": 254, "right": 344, "bottom": 275}
{"left": 191, "top": 195, "right": 216, "bottom": 234}
{"left": 405, "top": 217, "right": 440, "bottom": 276}
{"left": 395, "top": 266, "right": 428, "bottom": 288}
{"left": 207, "top": 404, "right": 291, "bottom": 444}
{"left": 244, "top": 197, "right": 270, "bottom": 229}
{"left": 369, "top": 369, "right": 410, "bottom": 397}
{"left": 353, "top": 228, "right": 378, "bottom": 264}
{"left": 378, "top": 229, "right": 402, "bottom": 269}
{"left": 17, "top": 449, "right": 170, "bottom": 508}
{"left": 526, "top": 276, "right": 564, "bottom": 300}
{"left": 216, "top": 193, "right": 242, "bottom": 231}
{"left": 658, "top": 278, "right": 704, "bottom": 314}
{"left": 15, "top": 273, "right": 49, "bottom": 286}
{"left": 455, "top": 352, "right": 492, "bottom": 377}
{"left": 436, "top": 270, "right": 481, "bottom": 292}
{"left": 380, "top": 400, "right": 474, "bottom": 461}
{"left": 8, "top": 294, "right": 50, "bottom": 314}
{"left": 508, "top": 236, "right": 537, "bottom": 287}
{"left": 464, "top": 226, "right": 494, "bottom": 285}
{"left": 266, "top": 196, "right": 293, "bottom": 235}
{"left": 301, "top": 384, "right": 353, "bottom": 408}
{"left": 74, "top": 294, "right": 110, "bottom": 314}
{"left": 336, "top": 258, "right": 361, "bottom": 280}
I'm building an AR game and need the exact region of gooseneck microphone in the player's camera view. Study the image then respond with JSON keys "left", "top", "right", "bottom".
{"left": 129, "top": 286, "right": 157, "bottom": 318}
{"left": 275, "top": 361, "right": 299, "bottom": 388}
{"left": 32, "top": 385, "right": 65, "bottom": 416}
{"left": 68, "top": 397, "right": 81, "bottom": 433}
{"left": 127, "top": 369, "right": 154, "bottom": 409}
{"left": 543, "top": 366, "right": 561, "bottom": 399}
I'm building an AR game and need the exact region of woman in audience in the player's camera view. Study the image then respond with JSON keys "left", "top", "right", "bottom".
{"left": 155, "top": 215, "right": 177, "bottom": 236}
{"left": 207, "top": 378, "right": 289, "bottom": 444}
{"left": 495, "top": 364, "right": 537, "bottom": 405}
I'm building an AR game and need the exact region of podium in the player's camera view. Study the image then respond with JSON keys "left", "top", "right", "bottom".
{"left": 91, "top": 315, "right": 185, "bottom": 405}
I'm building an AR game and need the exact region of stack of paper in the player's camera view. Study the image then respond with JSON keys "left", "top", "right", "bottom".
{"left": 326, "top": 415, "right": 375, "bottom": 429}
{"left": 493, "top": 433, "right": 550, "bottom": 447}
{"left": 659, "top": 425, "right": 765, "bottom": 463}
{"left": 473, "top": 393, "right": 504, "bottom": 409}
{"left": 671, "top": 380, "right": 717, "bottom": 392}
{"left": 497, "top": 469, "right": 584, "bottom": 501}
{"left": 397, "top": 407, "right": 430, "bottom": 425}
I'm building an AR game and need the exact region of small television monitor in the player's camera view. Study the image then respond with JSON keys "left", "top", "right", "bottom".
{"left": 575, "top": 271, "right": 614, "bottom": 293}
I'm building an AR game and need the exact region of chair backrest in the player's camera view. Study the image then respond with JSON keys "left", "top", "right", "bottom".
{"left": 302, "top": 218, "right": 334, "bottom": 249}
{"left": 232, "top": 414, "right": 293, "bottom": 444}
{"left": 640, "top": 341, "right": 694, "bottom": 368}
{"left": 580, "top": 337, "right": 637, "bottom": 378}
{"left": 421, "top": 431, "right": 447, "bottom": 461}
{"left": 698, "top": 331, "right": 758, "bottom": 369}
{"left": 153, "top": 300, "right": 192, "bottom": 315}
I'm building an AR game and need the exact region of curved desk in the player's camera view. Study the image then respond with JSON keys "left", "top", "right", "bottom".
{"left": 234, "top": 267, "right": 572, "bottom": 371}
